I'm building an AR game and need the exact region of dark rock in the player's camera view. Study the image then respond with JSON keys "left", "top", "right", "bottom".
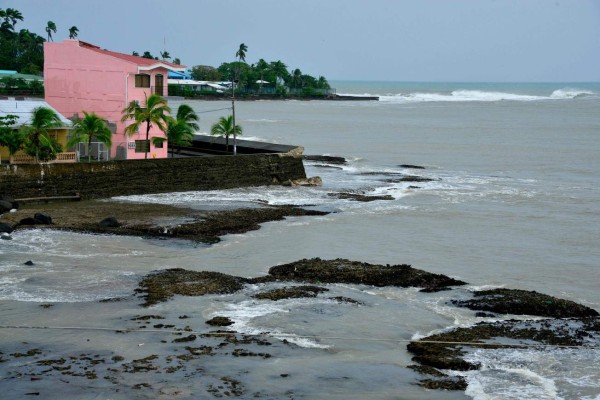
{"left": 18, "top": 217, "right": 36, "bottom": 226}
{"left": 303, "top": 155, "right": 347, "bottom": 165}
{"left": 0, "top": 200, "right": 13, "bottom": 213}
{"left": 99, "top": 217, "right": 119, "bottom": 228}
{"left": 382, "top": 176, "right": 435, "bottom": 183}
{"left": 399, "top": 164, "right": 426, "bottom": 169}
{"left": 268, "top": 258, "right": 467, "bottom": 291}
{"left": 329, "top": 193, "right": 394, "bottom": 202}
{"left": 329, "top": 296, "right": 363, "bottom": 305}
{"left": 254, "top": 285, "right": 328, "bottom": 301}
{"left": 0, "top": 222, "right": 13, "bottom": 233}
{"left": 475, "top": 312, "right": 496, "bottom": 318}
{"left": 1, "top": 233, "right": 12, "bottom": 240}
{"left": 451, "top": 288, "right": 599, "bottom": 318}
{"left": 137, "top": 269, "right": 247, "bottom": 307}
{"left": 173, "top": 334, "right": 197, "bottom": 343}
{"left": 33, "top": 213, "right": 52, "bottom": 225}
{"left": 206, "top": 316, "right": 234, "bottom": 326}
{"left": 24, "top": 261, "right": 35, "bottom": 266}
{"left": 407, "top": 317, "right": 600, "bottom": 392}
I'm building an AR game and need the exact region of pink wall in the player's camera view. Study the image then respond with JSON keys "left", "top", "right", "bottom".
{"left": 44, "top": 40, "right": 175, "bottom": 160}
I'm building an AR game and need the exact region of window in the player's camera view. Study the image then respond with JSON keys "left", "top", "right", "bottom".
{"left": 135, "top": 74, "right": 150, "bottom": 88}
{"left": 134, "top": 140, "right": 149, "bottom": 153}
{"left": 154, "top": 140, "right": 164, "bottom": 148}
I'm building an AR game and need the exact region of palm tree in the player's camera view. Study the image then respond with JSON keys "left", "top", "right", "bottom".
{"left": 210, "top": 115, "right": 242, "bottom": 153}
{"left": 153, "top": 104, "right": 199, "bottom": 158}
{"left": 269, "top": 60, "right": 289, "bottom": 86}
{"left": 67, "top": 112, "right": 112, "bottom": 162}
{"left": 121, "top": 94, "right": 172, "bottom": 159}
{"left": 68, "top": 26, "right": 78, "bottom": 39}
{"left": 236, "top": 43, "right": 248, "bottom": 63}
{"left": 2, "top": 8, "right": 23, "bottom": 28}
{"left": 160, "top": 51, "right": 171, "bottom": 60}
{"left": 45, "top": 21, "right": 57, "bottom": 42}
{"left": 19, "top": 106, "right": 62, "bottom": 162}
{"left": 173, "top": 57, "right": 181, "bottom": 65}
{"left": 255, "top": 59, "right": 269, "bottom": 92}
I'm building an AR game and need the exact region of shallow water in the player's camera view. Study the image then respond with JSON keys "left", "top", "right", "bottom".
{"left": 1, "top": 82, "right": 599, "bottom": 399}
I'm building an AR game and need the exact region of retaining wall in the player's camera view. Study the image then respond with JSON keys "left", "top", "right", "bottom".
{"left": 0, "top": 154, "right": 306, "bottom": 200}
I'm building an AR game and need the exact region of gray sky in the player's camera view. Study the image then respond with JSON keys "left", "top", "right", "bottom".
{"left": 6, "top": 0, "right": 600, "bottom": 82}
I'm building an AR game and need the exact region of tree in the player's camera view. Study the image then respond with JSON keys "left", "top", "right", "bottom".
{"left": 19, "top": 106, "right": 63, "bottom": 162}
{"left": 121, "top": 94, "right": 172, "bottom": 159}
{"left": 45, "top": 21, "right": 56, "bottom": 42}
{"left": 68, "top": 26, "right": 78, "bottom": 39}
{"left": 236, "top": 43, "right": 248, "bottom": 63}
{"left": 269, "top": 60, "right": 289, "bottom": 86}
{"left": 132, "top": 51, "right": 139, "bottom": 56}
{"left": 0, "top": 114, "right": 24, "bottom": 156}
{"left": 160, "top": 51, "right": 171, "bottom": 60}
{"left": 67, "top": 111, "right": 112, "bottom": 162}
{"left": 255, "top": 59, "right": 269, "bottom": 92}
{"left": 1, "top": 8, "right": 23, "bottom": 29}
{"left": 142, "top": 51, "right": 154, "bottom": 59}
{"left": 153, "top": 104, "right": 199, "bottom": 158}
{"left": 210, "top": 115, "right": 242, "bottom": 153}
{"left": 191, "top": 65, "right": 222, "bottom": 81}
{"left": 173, "top": 57, "right": 181, "bottom": 65}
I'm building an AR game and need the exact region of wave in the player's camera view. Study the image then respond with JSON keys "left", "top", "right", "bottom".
{"left": 373, "top": 88, "right": 596, "bottom": 104}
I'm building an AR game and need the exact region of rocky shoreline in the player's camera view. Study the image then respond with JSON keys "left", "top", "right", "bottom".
{"left": 1, "top": 198, "right": 598, "bottom": 395}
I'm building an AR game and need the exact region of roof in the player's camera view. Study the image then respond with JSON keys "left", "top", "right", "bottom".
{"left": 0, "top": 71, "right": 43, "bottom": 81}
{"left": 167, "top": 79, "right": 229, "bottom": 91}
{"left": 78, "top": 41, "right": 187, "bottom": 72}
{"left": 0, "top": 98, "right": 72, "bottom": 127}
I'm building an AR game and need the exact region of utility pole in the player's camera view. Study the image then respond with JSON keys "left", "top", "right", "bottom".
{"left": 231, "top": 77, "right": 237, "bottom": 156}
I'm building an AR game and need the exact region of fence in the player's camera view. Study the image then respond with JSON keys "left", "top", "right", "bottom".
{"left": 9, "top": 152, "right": 78, "bottom": 164}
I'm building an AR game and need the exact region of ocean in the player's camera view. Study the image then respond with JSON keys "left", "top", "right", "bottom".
{"left": 1, "top": 81, "right": 599, "bottom": 399}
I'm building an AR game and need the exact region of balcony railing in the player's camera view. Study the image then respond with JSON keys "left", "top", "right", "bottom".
{"left": 10, "top": 152, "right": 78, "bottom": 164}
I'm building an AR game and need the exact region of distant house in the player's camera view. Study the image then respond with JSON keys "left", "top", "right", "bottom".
{"left": 44, "top": 40, "right": 186, "bottom": 160}
{"left": 0, "top": 97, "right": 73, "bottom": 164}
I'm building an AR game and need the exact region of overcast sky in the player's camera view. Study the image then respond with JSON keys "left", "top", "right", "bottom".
{"left": 5, "top": 0, "right": 600, "bottom": 82}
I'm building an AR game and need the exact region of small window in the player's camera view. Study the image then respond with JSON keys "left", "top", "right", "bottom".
{"left": 135, "top": 140, "right": 150, "bottom": 153}
{"left": 135, "top": 74, "right": 150, "bottom": 88}
{"left": 154, "top": 140, "right": 164, "bottom": 148}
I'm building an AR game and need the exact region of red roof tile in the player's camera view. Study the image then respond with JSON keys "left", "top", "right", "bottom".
{"left": 79, "top": 41, "right": 186, "bottom": 69}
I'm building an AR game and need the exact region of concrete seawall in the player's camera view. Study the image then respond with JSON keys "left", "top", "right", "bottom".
{"left": 0, "top": 153, "right": 307, "bottom": 200}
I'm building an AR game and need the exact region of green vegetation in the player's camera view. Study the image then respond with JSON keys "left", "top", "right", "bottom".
{"left": 0, "top": 8, "right": 44, "bottom": 75}
{"left": 19, "top": 106, "right": 63, "bottom": 162}
{"left": 68, "top": 26, "right": 78, "bottom": 39}
{"left": 67, "top": 111, "right": 112, "bottom": 162}
{"left": 182, "top": 43, "right": 331, "bottom": 99}
{"left": 0, "top": 114, "right": 24, "bottom": 157}
{"left": 121, "top": 94, "right": 172, "bottom": 159}
{"left": 45, "top": 21, "right": 56, "bottom": 42}
{"left": 153, "top": 104, "right": 199, "bottom": 158}
{"left": 210, "top": 115, "right": 242, "bottom": 153}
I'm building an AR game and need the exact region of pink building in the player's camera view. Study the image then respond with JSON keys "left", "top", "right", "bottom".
{"left": 44, "top": 40, "right": 186, "bottom": 160}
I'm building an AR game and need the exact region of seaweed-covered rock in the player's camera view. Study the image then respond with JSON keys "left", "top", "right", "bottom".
{"left": 268, "top": 258, "right": 466, "bottom": 291}
{"left": 206, "top": 316, "right": 234, "bottom": 326}
{"left": 452, "top": 288, "right": 599, "bottom": 318}
{"left": 99, "top": 217, "right": 120, "bottom": 228}
{"left": 254, "top": 285, "right": 328, "bottom": 301}
{"left": 303, "top": 155, "right": 347, "bottom": 165}
{"left": 407, "top": 317, "right": 600, "bottom": 391}
{"left": 137, "top": 269, "right": 247, "bottom": 307}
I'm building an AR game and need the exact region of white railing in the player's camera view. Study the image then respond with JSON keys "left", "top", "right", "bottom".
{"left": 10, "top": 152, "right": 78, "bottom": 164}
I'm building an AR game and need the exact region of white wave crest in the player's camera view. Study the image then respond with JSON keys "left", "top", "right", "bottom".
{"left": 550, "top": 88, "right": 594, "bottom": 99}
{"left": 380, "top": 90, "right": 545, "bottom": 104}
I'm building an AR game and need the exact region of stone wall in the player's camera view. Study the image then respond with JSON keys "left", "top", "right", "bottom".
{"left": 0, "top": 154, "right": 306, "bottom": 200}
